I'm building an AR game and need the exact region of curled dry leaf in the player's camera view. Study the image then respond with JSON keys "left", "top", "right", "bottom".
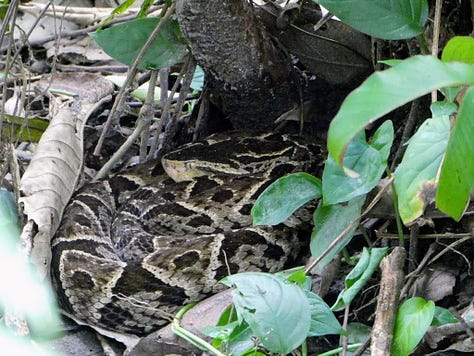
{"left": 19, "top": 73, "right": 114, "bottom": 277}
{"left": 409, "top": 267, "right": 457, "bottom": 302}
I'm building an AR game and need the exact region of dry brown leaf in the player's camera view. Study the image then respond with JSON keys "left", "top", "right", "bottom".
{"left": 258, "top": 4, "right": 372, "bottom": 86}
{"left": 409, "top": 267, "right": 456, "bottom": 301}
{"left": 19, "top": 73, "right": 114, "bottom": 277}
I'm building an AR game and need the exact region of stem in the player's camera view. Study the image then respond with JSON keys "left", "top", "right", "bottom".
{"left": 317, "top": 343, "right": 362, "bottom": 356}
{"left": 341, "top": 304, "right": 350, "bottom": 356}
{"left": 171, "top": 303, "right": 226, "bottom": 356}
{"left": 305, "top": 177, "right": 394, "bottom": 274}
{"left": 416, "top": 34, "right": 430, "bottom": 55}
{"left": 301, "top": 340, "right": 308, "bottom": 356}
{"left": 93, "top": 2, "right": 175, "bottom": 156}
{"left": 431, "top": 0, "right": 443, "bottom": 102}
{"left": 341, "top": 248, "right": 355, "bottom": 265}
{"left": 386, "top": 168, "right": 404, "bottom": 247}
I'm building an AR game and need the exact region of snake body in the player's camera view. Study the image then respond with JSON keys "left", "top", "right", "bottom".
{"left": 51, "top": 133, "right": 323, "bottom": 334}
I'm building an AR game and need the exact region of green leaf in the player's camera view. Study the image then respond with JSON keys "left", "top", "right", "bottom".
{"left": 394, "top": 116, "right": 450, "bottom": 224}
{"left": 252, "top": 173, "right": 322, "bottom": 226}
{"left": 90, "top": 17, "right": 188, "bottom": 70}
{"left": 305, "top": 291, "right": 343, "bottom": 336}
{"left": 344, "top": 323, "right": 372, "bottom": 354}
{"left": 99, "top": 0, "right": 141, "bottom": 28}
{"left": 442, "top": 36, "right": 474, "bottom": 64}
{"left": 378, "top": 59, "right": 403, "bottom": 67}
{"left": 221, "top": 272, "right": 311, "bottom": 354}
{"left": 1, "top": 115, "right": 49, "bottom": 143}
{"left": 440, "top": 86, "right": 462, "bottom": 102}
{"left": 203, "top": 320, "right": 240, "bottom": 340}
{"left": 332, "top": 248, "right": 387, "bottom": 311}
{"left": 311, "top": 195, "right": 365, "bottom": 272}
{"left": 206, "top": 315, "right": 255, "bottom": 356}
{"left": 191, "top": 65, "right": 205, "bottom": 91}
{"left": 437, "top": 86, "right": 474, "bottom": 220}
{"left": 430, "top": 101, "right": 457, "bottom": 117}
{"left": 137, "top": 0, "right": 155, "bottom": 19}
{"left": 242, "top": 351, "right": 267, "bottom": 356}
{"left": 431, "top": 306, "right": 458, "bottom": 326}
{"left": 392, "top": 297, "right": 435, "bottom": 356}
{"left": 315, "top": 0, "right": 428, "bottom": 40}
{"left": 327, "top": 56, "right": 474, "bottom": 167}
{"left": 286, "top": 269, "right": 308, "bottom": 285}
{"left": 323, "top": 121, "right": 393, "bottom": 205}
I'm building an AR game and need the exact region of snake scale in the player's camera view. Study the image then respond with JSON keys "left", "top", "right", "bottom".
{"left": 51, "top": 132, "right": 324, "bottom": 334}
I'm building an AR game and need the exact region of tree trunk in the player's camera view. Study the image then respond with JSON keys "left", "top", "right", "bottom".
{"left": 175, "top": 0, "right": 298, "bottom": 131}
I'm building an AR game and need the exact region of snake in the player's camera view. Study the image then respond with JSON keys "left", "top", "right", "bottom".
{"left": 51, "top": 132, "right": 324, "bottom": 334}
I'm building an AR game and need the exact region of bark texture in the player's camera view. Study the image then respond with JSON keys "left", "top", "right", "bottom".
{"left": 371, "top": 247, "right": 406, "bottom": 355}
{"left": 176, "top": 0, "right": 298, "bottom": 131}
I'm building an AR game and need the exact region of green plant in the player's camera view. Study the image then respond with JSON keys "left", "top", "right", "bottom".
{"left": 213, "top": 1, "right": 472, "bottom": 355}
{"left": 88, "top": 0, "right": 471, "bottom": 354}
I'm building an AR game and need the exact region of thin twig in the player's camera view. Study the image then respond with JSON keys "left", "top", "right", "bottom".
{"left": 139, "top": 70, "right": 159, "bottom": 161}
{"left": 376, "top": 232, "right": 473, "bottom": 240}
{"left": 353, "top": 335, "right": 371, "bottom": 356}
{"left": 93, "top": 110, "right": 148, "bottom": 180}
{"left": 390, "top": 97, "right": 425, "bottom": 170}
{"left": 427, "top": 236, "right": 472, "bottom": 267}
{"left": 0, "top": 2, "right": 21, "bottom": 144}
{"left": 431, "top": 0, "right": 443, "bottom": 102}
{"left": 147, "top": 67, "right": 170, "bottom": 159}
{"left": 400, "top": 243, "right": 437, "bottom": 299}
{"left": 1, "top": 5, "right": 163, "bottom": 51}
{"left": 408, "top": 224, "right": 419, "bottom": 273}
{"left": 161, "top": 58, "right": 196, "bottom": 153}
{"left": 341, "top": 304, "right": 350, "bottom": 356}
{"left": 148, "top": 55, "right": 194, "bottom": 159}
{"left": 193, "top": 87, "right": 209, "bottom": 141}
{"left": 8, "top": 1, "right": 53, "bottom": 66}
{"left": 93, "top": 3, "right": 176, "bottom": 156}
{"left": 305, "top": 177, "right": 394, "bottom": 274}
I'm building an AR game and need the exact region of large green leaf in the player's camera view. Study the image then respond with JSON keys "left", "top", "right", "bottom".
{"left": 392, "top": 297, "right": 435, "bottom": 356}
{"left": 437, "top": 86, "right": 474, "bottom": 220}
{"left": 315, "top": 0, "right": 428, "bottom": 40}
{"left": 394, "top": 115, "right": 450, "bottom": 224}
{"left": 305, "top": 291, "right": 342, "bottom": 336}
{"left": 90, "top": 17, "right": 188, "bottom": 70}
{"left": 327, "top": 56, "right": 474, "bottom": 167}
{"left": 332, "top": 247, "right": 387, "bottom": 311}
{"left": 252, "top": 173, "right": 321, "bottom": 226}
{"left": 221, "top": 272, "right": 311, "bottom": 354}
{"left": 311, "top": 195, "right": 365, "bottom": 272}
{"left": 323, "top": 121, "right": 393, "bottom": 205}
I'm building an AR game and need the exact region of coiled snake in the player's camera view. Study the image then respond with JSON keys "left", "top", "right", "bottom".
{"left": 51, "top": 133, "right": 323, "bottom": 334}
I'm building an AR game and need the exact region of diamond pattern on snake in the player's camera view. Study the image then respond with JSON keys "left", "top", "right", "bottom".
{"left": 51, "top": 132, "right": 324, "bottom": 334}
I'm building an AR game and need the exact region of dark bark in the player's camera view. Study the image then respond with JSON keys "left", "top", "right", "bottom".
{"left": 175, "top": 0, "right": 298, "bottom": 131}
